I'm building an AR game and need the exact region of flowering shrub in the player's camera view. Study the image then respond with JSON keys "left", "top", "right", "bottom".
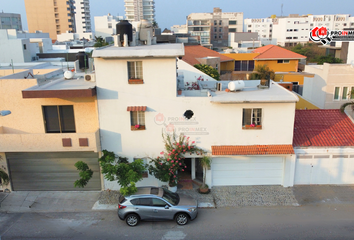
{"left": 148, "top": 131, "right": 205, "bottom": 187}
{"left": 134, "top": 124, "right": 140, "bottom": 129}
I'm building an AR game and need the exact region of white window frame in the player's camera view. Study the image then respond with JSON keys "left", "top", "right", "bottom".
{"left": 130, "top": 111, "right": 145, "bottom": 126}
{"left": 242, "top": 108, "right": 262, "bottom": 129}
{"left": 333, "top": 86, "right": 340, "bottom": 101}
{"left": 341, "top": 86, "right": 349, "bottom": 100}
{"left": 127, "top": 61, "right": 143, "bottom": 80}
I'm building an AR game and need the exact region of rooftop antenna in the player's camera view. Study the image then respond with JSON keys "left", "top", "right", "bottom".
{"left": 281, "top": 4, "right": 283, "bottom": 17}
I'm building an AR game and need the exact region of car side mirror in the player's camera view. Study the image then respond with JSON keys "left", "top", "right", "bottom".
{"left": 164, "top": 205, "right": 169, "bottom": 209}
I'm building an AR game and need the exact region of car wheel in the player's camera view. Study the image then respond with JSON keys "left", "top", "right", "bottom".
{"left": 175, "top": 213, "right": 188, "bottom": 225}
{"left": 125, "top": 214, "right": 139, "bottom": 227}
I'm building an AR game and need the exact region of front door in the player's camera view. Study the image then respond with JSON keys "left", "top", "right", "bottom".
{"left": 195, "top": 158, "right": 203, "bottom": 182}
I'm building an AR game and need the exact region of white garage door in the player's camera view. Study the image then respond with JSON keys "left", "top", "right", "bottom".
{"left": 295, "top": 154, "right": 354, "bottom": 185}
{"left": 212, "top": 156, "right": 284, "bottom": 186}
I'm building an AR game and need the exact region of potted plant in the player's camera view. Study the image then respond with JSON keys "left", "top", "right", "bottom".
{"left": 177, "top": 89, "right": 182, "bottom": 95}
{"left": 198, "top": 156, "right": 211, "bottom": 194}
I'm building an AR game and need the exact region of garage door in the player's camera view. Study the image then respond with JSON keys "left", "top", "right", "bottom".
{"left": 212, "top": 156, "right": 284, "bottom": 186}
{"left": 7, "top": 152, "right": 101, "bottom": 191}
{"left": 295, "top": 154, "right": 354, "bottom": 184}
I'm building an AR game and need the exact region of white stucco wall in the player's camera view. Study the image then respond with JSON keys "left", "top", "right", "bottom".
{"left": 94, "top": 52, "right": 297, "bottom": 190}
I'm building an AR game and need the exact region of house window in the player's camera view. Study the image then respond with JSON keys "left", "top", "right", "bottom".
{"left": 134, "top": 158, "right": 148, "bottom": 177}
{"left": 277, "top": 60, "right": 290, "bottom": 63}
{"left": 229, "top": 28, "right": 236, "bottom": 32}
{"left": 128, "top": 61, "right": 143, "bottom": 83}
{"left": 242, "top": 108, "right": 262, "bottom": 129}
{"left": 334, "top": 87, "right": 340, "bottom": 100}
{"left": 42, "top": 106, "right": 76, "bottom": 133}
{"left": 23, "top": 44, "right": 27, "bottom": 50}
{"left": 229, "top": 20, "right": 237, "bottom": 25}
{"left": 219, "top": 20, "right": 222, "bottom": 25}
{"left": 130, "top": 111, "right": 145, "bottom": 130}
{"left": 342, "top": 87, "right": 348, "bottom": 100}
{"left": 234, "top": 60, "right": 254, "bottom": 71}
{"left": 351, "top": 87, "right": 354, "bottom": 99}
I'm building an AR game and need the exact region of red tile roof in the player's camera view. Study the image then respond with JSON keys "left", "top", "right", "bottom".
{"left": 182, "top": 45, "right": 234, "bottom": 66}
{"left": 293, "top": 109, "right": 354, "bottom": 147}
{"left": 252, "top": 45, "right": 306, "bottom": 60}
{"left": 127, "top": 106, "right": 147, "bottom": 111}
{"left": 212, "top": 145, "right": 294, "bottom": 155}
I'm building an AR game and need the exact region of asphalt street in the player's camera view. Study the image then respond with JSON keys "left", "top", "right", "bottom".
{"left": 1, "top": 204, "right": 354, "bottom": 240}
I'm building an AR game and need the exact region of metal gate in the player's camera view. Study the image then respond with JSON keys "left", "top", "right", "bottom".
{"left": 7, "top": 152, "right": 101, "bottom": 191}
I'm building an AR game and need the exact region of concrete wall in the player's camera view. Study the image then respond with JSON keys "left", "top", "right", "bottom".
{"left": 94, "top": 56, "right": 297, "bottom": 190}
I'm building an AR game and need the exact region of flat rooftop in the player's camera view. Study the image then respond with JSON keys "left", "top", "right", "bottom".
{"left": 210, "top": 81, "right": 299, "bottom": 103}
{"left": 92, "top": 43, "right": 185, "bottom": 58}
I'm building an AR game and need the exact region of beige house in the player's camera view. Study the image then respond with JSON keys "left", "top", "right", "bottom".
{"left": 302, "top": 63, "right": 354, "bottom": 118}
{"left": 0, "top": 64, "right": 101, "bottom": 191}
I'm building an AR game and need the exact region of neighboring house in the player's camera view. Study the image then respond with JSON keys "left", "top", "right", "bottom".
{"left": 0, "top": 13, "right": 22, "bottom": 31}
{"left": 320, "top": 42, "right": 354, "bottom": 65}
{"left": 228, "top": 32, "right": 261, "bottom": 50}
{"left": 187, "top": 8, "right": 243, "bottom": 50}
{"left": 293, "top": 109, "right": 354, "bottom": 185}
{"left": 222, "top": 45, "right": 308, "bottom": 83}
{"left": 182, "top": 45, "right": 234, "bottom": 77}
{"left": 92, "top": 37, "right": 299, "bottom": 190}
{"left": 0, "top": 63, "right": 101, "bottom": 191}
{"left": 74, "top": 0, "right": 92, "bottom": 34}
{"left": 0, "top": 29, "right": 52, "bottom": 63}
{"left": 302, "top": 63, "right": 354, "bottom": 118}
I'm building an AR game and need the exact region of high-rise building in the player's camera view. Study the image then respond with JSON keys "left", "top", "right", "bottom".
{"left": 124, "top": 0, "right": 155, "bottom": 23}
{"left": 0, "top": 13, "right": 22, "bottom": 31}
{"left": 24, "top": 0, "right": 76, "bottom": 40}
{"left": 187, "top": 8, "right": 243, "bottom": 50}
{"left": 74, "top": 0, "right": 92, "bottom": 34}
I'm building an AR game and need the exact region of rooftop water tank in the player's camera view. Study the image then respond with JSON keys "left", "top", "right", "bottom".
{"left": 64, "top": 70, "right": 75, "bottom": 79}
{"left": 116, "top": 20, "right": 133, "bottom": 43}
{"left": 137, "top": 19, "right": 153, "bottom": 41}
{"left": 76, "top": 51, "right": 89, "bottom": 69}
{"left": 228, "top": 80, "right": 245, "bottom": 91}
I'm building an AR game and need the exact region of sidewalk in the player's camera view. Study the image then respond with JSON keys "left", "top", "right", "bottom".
{"left": 2, "top": 185, "right": 354, "bottom": 213}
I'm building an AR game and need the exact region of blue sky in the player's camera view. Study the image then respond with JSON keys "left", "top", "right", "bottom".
{"left": 1, "top": 0, "right": 353, "bottom": 31}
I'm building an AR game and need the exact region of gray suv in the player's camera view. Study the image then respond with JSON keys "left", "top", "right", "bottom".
{"left": 118, "top": 187, "right": 198, "bottom": 227}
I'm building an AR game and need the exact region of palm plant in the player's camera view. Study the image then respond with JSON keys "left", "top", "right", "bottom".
{"left": 0, "top": 156, "right": 9, "bottom": 186}
{"left": 340, "top": 89, "right": 354, "bottom": 113}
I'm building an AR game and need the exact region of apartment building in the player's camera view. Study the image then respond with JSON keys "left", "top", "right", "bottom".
{"left": 24, "top": 0, "right": 76, "bottom": 40}
{"left": 244, "top": 14, "right": 354, "bottom": 47}
{"left": 186, "top": 8, "right": 243, "bottom": 50}
{"left": 74, "top": 0, "right": 92, "bottom": 34}
{"left": 0, "top": 13, "right": 22, "bottom": 31}
{"left": 124, "top": 0, "right": 155, "bottom": 23}
{"left": 94, "top": 14, "right": 124, "bottom": 39}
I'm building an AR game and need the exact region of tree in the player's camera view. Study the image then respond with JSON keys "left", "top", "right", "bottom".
{"left": 340, "top": 89, "right": 354, "bottom": 113}
{"left": 249, "top": 64, "right": 275, "bottom": 80}
{"left": 193, "top": 64, "right": 220, "bottom": 80}
{"left": 74, "top": 161, "right": 93, "bottom": 188}
{"left": 93, "top": 36, "right": 109, "bottom": 47}
{"left": 0, "top": 156, "right": 9, "bottom": 186}
{"left": 98, "top": 150, "right": 146, "bottom": 196}
{"left": 313, "top": 55, "right": 342, "bottom": 65}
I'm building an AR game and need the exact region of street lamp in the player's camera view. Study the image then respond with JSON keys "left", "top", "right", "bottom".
{"left": 0, "top": 110, "right": 11, "bottom": 116}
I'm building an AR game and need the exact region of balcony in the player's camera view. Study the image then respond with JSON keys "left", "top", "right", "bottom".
{"left": 0, "top": 127, "right": 101, "bottom": 153}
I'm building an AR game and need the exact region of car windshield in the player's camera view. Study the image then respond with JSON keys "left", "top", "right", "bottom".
{"left": 162, "top": 188, "right": 180, "bottom": 206}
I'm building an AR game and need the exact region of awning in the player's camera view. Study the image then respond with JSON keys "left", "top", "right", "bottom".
{"left": 127, "top": 106, "right": 147, "bottom": 111}
{"left": 212, "top": 145, "right": 294, "bottom": 155}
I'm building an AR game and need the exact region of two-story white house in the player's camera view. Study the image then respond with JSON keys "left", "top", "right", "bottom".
{"left": 92, "top": 37, "right": 299, "bottom": 190}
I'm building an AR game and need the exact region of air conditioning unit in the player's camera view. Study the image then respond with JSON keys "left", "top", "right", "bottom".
{"left": 84, "top": 73, "right": 95, "bottom": 82}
